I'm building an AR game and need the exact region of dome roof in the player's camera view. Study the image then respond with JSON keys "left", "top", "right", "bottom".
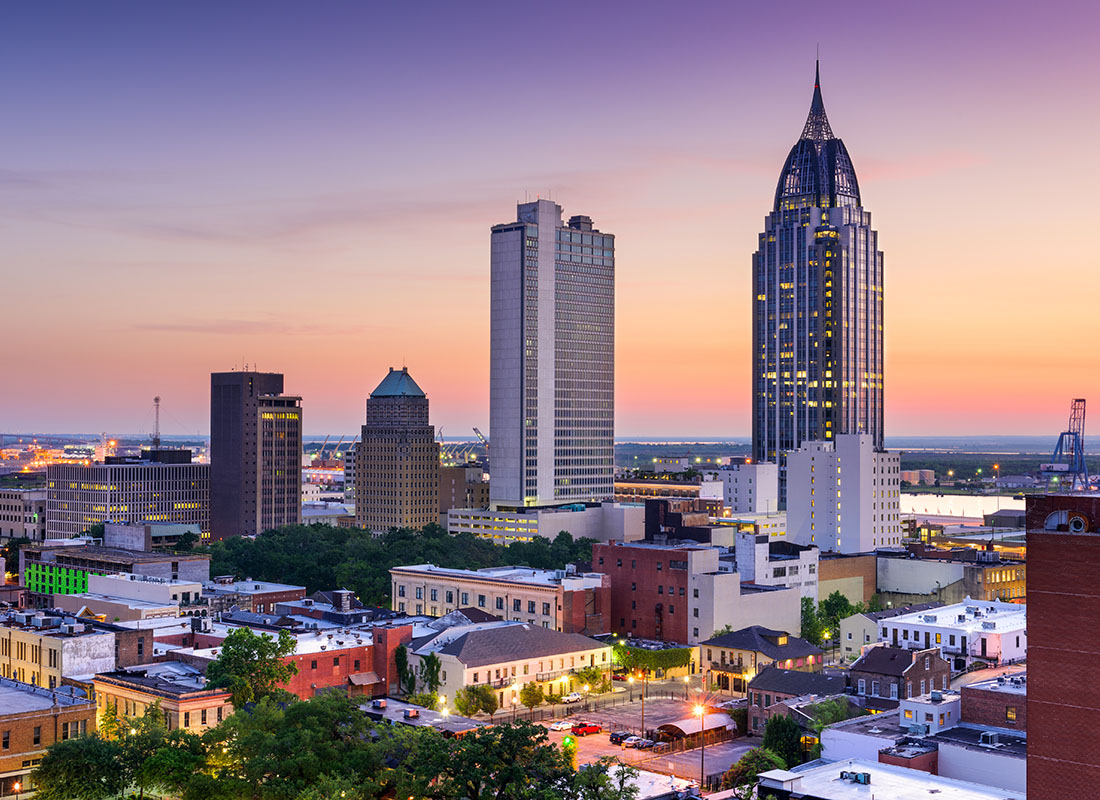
{"left": 370, "top": 367, "right": 426, "bottom": 398}
{"left": 773, "top": 62, "right": 861, "bottom": 211}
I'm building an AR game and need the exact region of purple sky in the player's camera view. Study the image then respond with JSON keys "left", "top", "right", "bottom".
{"left": 2, "top": 0, "right": 1099, "bottom": 438}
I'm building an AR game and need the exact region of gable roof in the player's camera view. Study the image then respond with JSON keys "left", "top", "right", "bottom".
{"left": 434, "top": 624, "right": 606, "bottom": 668}
{"left": 702, "top": 625, "right": 822, "bottom": 660}
{"left": 850, "top": 646, "right": 915, "bottom": 676}
{"left": 748, "top": 666, "right": 846, "bottom": 698}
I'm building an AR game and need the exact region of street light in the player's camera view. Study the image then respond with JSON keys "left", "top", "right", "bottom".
{"left": 683, "top": 674, "right": 690, "bottom": 700}
{"left": 583, "top": 683, "right": 590, "bottom": 712}
{"left": 628, "top": 675, "right": 635, "bottom": 702}
{"left": 694, "top": 704, "right": 707, "bottom": 791}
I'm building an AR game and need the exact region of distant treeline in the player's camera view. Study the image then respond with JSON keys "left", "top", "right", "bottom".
{"left": 203, "top": 524, "right": 595, "bottom": 607}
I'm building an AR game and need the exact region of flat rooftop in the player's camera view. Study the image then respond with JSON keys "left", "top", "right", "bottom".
{"left": 205, "top": 579, "right": 305, "bottom": 594}
{"left": 29, "top": 545, "right": 208, "bottom": 563}
{"left": 882, "top": 598, "right": 1026, "bottom": 633}
{"left": 932, "top": 724, "right": 1026, "bottom": 758}
{"left": 390, "top": 564, "right": 603, "bottom": 588}
{"left": 761, "top": 757, "right": 1024, "bottom": 799}
{"left": 0, "top": 678, "right": 93, "bottom": 714}
{"left": 61, "top": 592, "right": 177, "bottom": 611}
{"left": 965, "top": 672, "right": 1027, "bottom": 695}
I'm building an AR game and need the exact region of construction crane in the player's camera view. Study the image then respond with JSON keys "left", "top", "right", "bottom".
{"left": 1041, "top": 399, "right": 1090, "bottom": 492}
{"left": 473, "top": 427, "right": 488, "bottom": 447}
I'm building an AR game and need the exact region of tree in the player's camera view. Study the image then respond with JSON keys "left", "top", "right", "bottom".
{"left": 139, "top": 729, "right": 206, "bottom": 798}
{"left": 520, "top": 683, "right": 545, "bottom": 717}
{"left": 761, "top": 714, "right": 802, "bottom": 769}
{"left": 31, "top": 736, "right": 129, "bottom": 800}
{"left": 205, "top": 627, "right": 299, "bottom": 706}
{"left": 438, "top": 720, "right": 572, "bottom": 800}
{"left": 720, "top": 746, "right": 785, "bottom": 793}
{"left": 394, "top": 644, "right": 417, "bottom": 696}
{"left": 574, "top": 666, "right": 603, "bottom": 692}
{"left": 612, "top": 643, "right": 692, "bottom": 677}
{"left": 800, "top": 597, "right": 823, "bottom": 646}
{"left": 807, "top": 698, "right": 865, "bottom": 758}
{"left": 454, "top": 686, "right": 481, "bottom": 717}
{"left": 867, "top": 594, "right": 885, "bottom": 613}
{"left": 475, "top": 684, "right": 499, "bottom": 721}
{"left": 570, "top": 757, "right": 640, "bottom": 800}
{"left": 819, "top": 590, "right": 856, "bottom": 635}
{"left": 418, "top": 651, "right": 443, "bottom": 695}
{"left": 407, "top": 691, "right": 440, "bottom": 710}
{"left": 0, "top": 536, "right": 30, "bottom": 577}
{"left": 712, "top": 623, "right": 734, "bottom": 638}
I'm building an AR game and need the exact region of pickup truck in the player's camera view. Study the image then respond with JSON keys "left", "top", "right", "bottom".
{"left": 571, "top": 722, "right": 601, "bottom": 736}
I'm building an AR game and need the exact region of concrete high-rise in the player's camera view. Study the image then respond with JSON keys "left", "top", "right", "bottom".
{"left": 210, "top": 371, "right": 302, "bottom": 539}
{"left": 753, "top": 63, "right": 884, "bottom": 474}
{"left": 355, "top": 368, "right": 439, "bottom": 534}
{"left": 490, "top": 200, "right": 614, "bottom": 508}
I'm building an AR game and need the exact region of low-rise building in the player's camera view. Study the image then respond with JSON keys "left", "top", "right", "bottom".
{"left": 389, "top": 564, "right": 610, "bottom": 635}
{"left": 876, "top": 598, "right": 1026, "bottom": 671}
{"left": 202, "top": 577, "right": 306, "bottom": 614}
{"left": 701, "top": 626, "right": 822, "bottom": 695}
{"left": 405, "top": 621, "right": 611, "bottom": 714}
{"left": 614, "top": 478, "right": 723, "bottom": 504}
{"left": 817, "top": 553, "right": 877, "bottom": 605}
{"left": 717, "top": 462, "right": 778, "bottom": 515}
{"left": 54, "top": 573, "right": 204, "bottom": 621}
{"left": 0, "top": 677, "right": 96, "bottom": 797}
{"left": 877, "top": 549, "right": 1026, "bottom": 606}
{"left": 0, "top": 610, "right": 116, "bottom": 687}
{"left": 746, "top": 666, "right": 846, "bottom": 734}
{"left": 838, "top": 602, "right": 942, "bottom": 662}
{"left": 0, "top": 488, "right": 47, "bottom": 542}
{"left": 93, "top": 662, "right": 233, "bottom": 733}
{"left": 848, "top": 645, "right": 950, "bottom": 710}
{"left": 446, "top": 502, "right": 643, "bottom": 545}
{"left": 593, "top": 541, "right": 801, "bottom": 644}
{"left": 758, "top": 757, "right": 1023, "bottom": 800}
{"left": 730, "top": 533, "right": 818, "bottom": 599}
{"left": 960, "top": 672, "right": 1026, "bottom": 731}
{"left": 439, "top": 466, "right": 489, "bottom": 516}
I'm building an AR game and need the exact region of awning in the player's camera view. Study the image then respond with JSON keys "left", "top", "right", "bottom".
{"left": 348, "top": 671, "right": 382, "bottom": 686}
{"left": 657, "top": 712, "right": 734, "bottom": 737}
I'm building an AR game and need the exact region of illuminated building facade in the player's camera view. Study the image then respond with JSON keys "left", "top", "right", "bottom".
{"left": 753, "top": 64, "right": 884, "bottom": 484}
{"left": 489, "top": 200, "right": 614, "bottom": 508}
{"left": 45, "top": 459, "right": 209, "bottom": 539}
{"left": 354, "top": 367, "right": 439, "bottom": 534}
{"left": 210, "top": 371, "right": 302, "bottom": 539}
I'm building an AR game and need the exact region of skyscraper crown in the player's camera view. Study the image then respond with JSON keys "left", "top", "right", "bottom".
{"left": 773, "top": 61, "right": 861, "bottom": 211}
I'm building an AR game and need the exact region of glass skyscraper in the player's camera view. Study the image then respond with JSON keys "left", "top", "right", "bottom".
{"left": 490, "top": 199, "right": 615, "bottom": 508}
{"left": 753, "top": 63, "right": 884, "bottom": 471}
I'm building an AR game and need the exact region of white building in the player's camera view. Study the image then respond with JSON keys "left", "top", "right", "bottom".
{"left": 785, "top": 433, "right": 901, "bottom": 553}
{"left": 489, "top": 200, "right": 614, "bottom": 508}
{"left": 718, "top": 462, "right": 778, "bottom": 514}
{"left": 446, "top": 502, "right": 642, "bottom": 545}
{"left": 764, "top": 757, "right": 1023, "bottom": 800}
{"left": 0, "top": 488, "right": 47, "bottom": 541}
{"left": 730, "top": 531, "right": 818, "bottom": 599}
{"left": 876, "top": 598, "right": 1026, "bottom": 671}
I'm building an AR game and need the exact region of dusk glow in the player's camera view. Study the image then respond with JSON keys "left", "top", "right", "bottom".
{"left": 2, "top": 0, "right": 1098, "bottom": 436}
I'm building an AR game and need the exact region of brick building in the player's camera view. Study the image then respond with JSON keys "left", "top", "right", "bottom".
{"left": 593, "top": 541, "right": 800, "bottom": 644}
{"left": 93, "top": 662, "right": 232, "bottom": 733}
{"left": 0, "top": 677, "right": 96, "bottom": 796}
{"left": 202, "top": 577, "right": 306, "bottom": 613}
{"left": 1026, "top": 493, "right": 1100, "bottom": 799}
{"left": 817, "top": 552, "right": 877, "bottom": 605}
{"left": 847, "top": 645, "right": 950, "bottom": 710}
{"left": 960, "top": 673, "right": 1026, "bottom": 731}
{"left": 747, "top": 666, "right": 846, "bottom": 733}
{"left": 701, "top": 626, "right": 822, "bottom": 695}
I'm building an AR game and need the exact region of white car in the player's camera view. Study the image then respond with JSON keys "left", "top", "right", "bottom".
{"left": 562, "top": 692, "right": 584, "bottom": 703}
{"left": 622, "top": 736, "right": 644, "bottom": 748}
{"left": 549, "top": 720, "right": 573, "bottom": 731}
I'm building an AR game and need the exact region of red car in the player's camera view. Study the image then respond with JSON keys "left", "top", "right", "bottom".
{"left": 571, "top": 722, "right": 601, "bottom": 736}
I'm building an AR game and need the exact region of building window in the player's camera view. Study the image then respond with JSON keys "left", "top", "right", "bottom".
{"left": 543, "top": 602, "right": 551, "bottom": 615}
{"left": 920, "top": 680, "right": 926, "bottom": 695}
{"left": 478, "top": 595, "right": 486, "bottom": 608}
{"left": 184, "top": 712, "right": 190, "bottom": 728}
{"left": 890, "top": 684, "right": 898, "bottom": 699}
{"left": 415, "top": 587, "right": 423, "bottom": 600}
{"left": 1, "top": 730, "right": 7, "bottom": 750}
{"left": 496, "top": 597, "right": 504, "bottom": 610}
{"left": 693, "top": 588, "right": 699, "bottom": 598}
{"left": 333, "top": 657, "right": 340, "bottom": 667}
{"left": 201, "top": 709, "right": 207, "bottom": 725}
{"left": 461, "top": 592, "right": 469, "bottom": 605}
{"left": 924, "top": 657, "right": 930, "bottom": 669}
{"left": 871, "top": 680, "right": 879, "bottom": 697}
{"left": 904, "top": 709, "right": 913, "bottom": 720}
{"left": 33, "top": 726, "right": 41, "bottom": 746}
{"left": 1006, "top": 706, "right": 1017, "bottom": 722}
{"left": 311, "top": 660, "right": 318, "bottom": 670}
{"left": 693, "top": 628, "right": 699, "bottom": 638}
{"left": 935, "top": 633, "right": 941, "bottom": 644}
{"left": 430, "top": 589, "right": 438, "bottom": 601}
{"left": 446, "top": 591, "right": 454, "bottom": 603}
{"left": 528, "top": 601, "right": 535, "bottom": 613}
{"left": 857, "top": 679, "right": 866, "bottom": 695}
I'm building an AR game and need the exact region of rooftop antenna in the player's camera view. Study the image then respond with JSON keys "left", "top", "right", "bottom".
{"left": 152, "top": 396, "right": 162, "bottom": 450}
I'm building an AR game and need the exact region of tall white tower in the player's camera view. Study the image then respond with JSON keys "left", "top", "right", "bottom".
{"left": 489, "top": 199, "right": 615, "bottom": 508}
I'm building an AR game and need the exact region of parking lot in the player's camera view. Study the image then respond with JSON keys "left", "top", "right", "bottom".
{"left": 538, "top": 696, "right": 753, "bottom": 785}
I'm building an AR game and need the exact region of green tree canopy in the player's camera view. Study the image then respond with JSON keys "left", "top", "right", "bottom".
{"left": 418, "top": 651, "right": 443, "bottom": 694}
{"left": 761, "top": 714, "right": 802, "bottom": 769}
{"left": 519, "top": 683, "right": 545, "bottom": 714}
{"left": 800, "top": 597, "right": 824, "bottom": 646}
{"left": 720, "top": 746, "right": 786, "bottom": 793}
{"left": 205, "top": 627, "right": 299, "bottom": 706}
{"left": 31, "top": 736, "right": 129, "bottom": 800}
{"left": 612, "top": 643, "right": 692, "bottom": 675}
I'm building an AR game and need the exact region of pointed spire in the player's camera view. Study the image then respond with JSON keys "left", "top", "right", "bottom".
{"left": 801, "top": 59, "right": 834, "bottom": 141}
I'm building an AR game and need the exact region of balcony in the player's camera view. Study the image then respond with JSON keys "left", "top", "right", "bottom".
{"left": 710, "top": 661, "right": 747, "bottom": 674}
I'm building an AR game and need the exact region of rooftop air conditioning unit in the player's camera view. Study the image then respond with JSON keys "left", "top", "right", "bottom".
{"left": 980, "top": 731, "right": 1000, "bottom": 746}
{"left": 404, "top": 708, "right": 420, "bottom": 719}
{"left": 982, "top": 621, "right": 996, "bottom": 630}
{"left": 930, "top": 691, "right": 943, "bottom": 702}
{"left": 372, "top": 699, "right": 387, "bottom": 709}
{"left": 907, "top": 723, "right": 929, "bottom": 736}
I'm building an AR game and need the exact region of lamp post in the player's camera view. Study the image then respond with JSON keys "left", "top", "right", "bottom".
{"left": 694, "top": 704, "right": 706, "bottom": 791}
{"left": 683, "top": 674, "right": 690, "bottom": 700}
{"left": 583, "top": 683, "right": 590, "bottom": 712}
{"left": 628, "top": 675, "right": 634, "bottom": 702}
{"left": 640, "top": 671, "right": 646, "bottom": 737}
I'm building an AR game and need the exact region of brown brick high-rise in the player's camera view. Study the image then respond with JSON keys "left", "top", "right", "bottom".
{"left": 355, "top": 368, "right": 439, "bottom": 534}
{"left": 210, "top": 371, "right": 302, "bottom": 539}
{"left": 1026, "top": 494, "right": 1100, "bottom": 799}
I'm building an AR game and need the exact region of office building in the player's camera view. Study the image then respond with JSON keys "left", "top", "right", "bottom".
{"left": 1026, "top": 493, "right": 1100, "bottom": 799}
{"left": 446, "top": 502, "right": 642, "bottom": 546}
{"left": 45, "top": 454, "right": 209, "bottom": 540}
{"left": 0, "top": 678, "right": 96, "bottom": 797}
{"left": 718, "top": 462, "right": 779, "bottom": 514}
{"left": 355, "top": 368, "right": 439, "bottom": 533}
{"left": 786, "top": 433, "right": 901, "bottom": 553}
{"left": 753, "top": 63, "right": 884, "bottom": 488}
{"left": 210, "top": 371, "right": 302, "bottom": 539}
{"left": 0, "top": 488, "right": 47, "bottom": 541}
{"left": 438, "top": 466, "right": 489, "bottom": 516}
{"left": 389, "top": 563, "right": 610, "bottom": 634}
{"left": 490, "top": 200, "right": 614, "bottom": 508}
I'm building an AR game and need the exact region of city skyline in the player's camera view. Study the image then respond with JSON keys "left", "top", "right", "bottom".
{"left": 2, "top": 1, "right": 1099, "bottom": 437}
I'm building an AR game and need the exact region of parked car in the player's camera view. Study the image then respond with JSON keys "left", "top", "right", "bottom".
{"left": 571, "top": 722, "right": 601, "bottom": 736}
{"left": 611, "top": 673, "right": 627, "bottom": 682}
{"left": 609, "top": 731, "right": 633, "bottom": 745}
{"left": 634, "top": 738, "right": 656, "bottom": 749}
{"left": 549, "top": 720, "right": 573, "bottom": 731}
{"left": 563, "top": 692, "right": 584, "bottom": 704}
{"left": 652, "top": 742, "right": 672, "bottom": 754}
{"left": 621, "top": 736, "right": 644, "bottom": 748}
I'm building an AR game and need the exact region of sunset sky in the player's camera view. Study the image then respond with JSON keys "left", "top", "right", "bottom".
{"left": 2, "top": 0, "right": 1098, "bottom": 438}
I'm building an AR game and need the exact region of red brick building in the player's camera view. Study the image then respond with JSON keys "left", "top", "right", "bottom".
{"left": 746, "top": 666, "right": 846, "bottom": 733}
{"left": 848, "top": 645, "right": 950, "bottom": 710}
{"left": 960, "top": 673, "right": 1026, "bottom": 730}
{"left": 1027, "top": 494, "right": 1100, "bottom": 800}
